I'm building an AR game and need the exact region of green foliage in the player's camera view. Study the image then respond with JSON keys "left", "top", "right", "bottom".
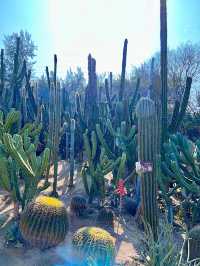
{"left": 142, "top": 222, "right": 179, "bottom": 266}
{"left": 81, "top": 129, "right": 119, "bottom": 203}
{"left": 159, "top": 132, "right": 200, "bottom": 227}
{"left": 0, "top": 110, "right": 50, "bottom": 211}
{"left": 3, "top": 30, "right": 37, "bottom": 75}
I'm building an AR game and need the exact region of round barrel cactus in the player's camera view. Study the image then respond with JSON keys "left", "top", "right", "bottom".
{"left": 97, "top": 207, "right": 114, "bottom": 228}
{"left": 19, "top": 195, "right": 69, "bottom": 249}
{"left": 70, "top": 195, "right": 87, "bottom": 216}
{"left": 72, "top": 226, "right": 115, "bottom": 265}
{"left": 185, "top": 225, "right": 200, "bottom": 260}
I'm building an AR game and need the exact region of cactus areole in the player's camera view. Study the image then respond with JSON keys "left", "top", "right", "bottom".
{"left": 136, "top": 97, "right": 159, "bottom": 240}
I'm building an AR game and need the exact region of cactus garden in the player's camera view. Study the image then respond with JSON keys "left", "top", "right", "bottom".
{"left": 0, "top": 0, "right": 200, "bottom": 265}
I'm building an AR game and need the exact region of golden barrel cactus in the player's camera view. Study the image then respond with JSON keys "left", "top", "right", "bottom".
{"left": 19, "top": 195, "right": 69, "bottom": 249}
{"left": 72, "top": 226, "right": 115, "bottom": 265}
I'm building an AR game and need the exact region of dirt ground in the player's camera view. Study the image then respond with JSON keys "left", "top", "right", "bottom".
{"left": 0, "top": 161, "right": 154, "bottom": 266}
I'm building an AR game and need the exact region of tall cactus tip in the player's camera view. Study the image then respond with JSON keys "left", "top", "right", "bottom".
{"left": 135, "top": 97, "right": 156, "bottom": 118}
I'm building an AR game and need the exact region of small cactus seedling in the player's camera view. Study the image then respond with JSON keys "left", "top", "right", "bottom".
{"left": 70, "top": 195, "right": 87, "bottom": 217}
{"left": 97, "top": 207, "right": 114, "bottom": 228}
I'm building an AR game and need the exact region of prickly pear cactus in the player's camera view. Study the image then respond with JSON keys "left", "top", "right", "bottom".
{"left": 19, "top": 195, "right": 68, "bottom": 249}
{"left": 185, "top": 225, "right": 200, "bottom": 260}
{"left": 97, "top": 208, "right": 114, "bottom": 228}
{"left": 72, "top": 226, "right": 115, "bottom": 266}
{"left": 70, "top": 195, "right": 87, "bottom": 217}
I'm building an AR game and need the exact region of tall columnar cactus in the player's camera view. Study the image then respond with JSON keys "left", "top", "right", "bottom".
{"left": 20, "top": 195, "right": 69, "bottom": 249}
{"left": 46, "top": 55, "right": 61, "bottom": 197}
{"left": 69, "top": 118, "right": 75, "bottom": 187}
{"left": 10, "top": 37, "right": 27, "bottom": 112}
{"left": 160, "top": 0, "right": 168, "bottom": 147}
{"left": 168, "top": 77, "right": 192, "bottom": 134}
{"left": 136, "top": 97, "right": 158, "bottom": 240}
{"left": 63, "top": 122, "right": 69, "bottom": 160}
{"left": 119, "top": 39, "right": 128, "bottom": 101}
{"left": 185, "top": 225, "right": 200, "bottom": 260}
{"left": 109, "top": 72, "right": 113, "bottom": 97}
{"left": 72, "top": 227, "right": 115, "bottom": 266}
{"left": 84, "top": 54, "right": 98, "bottom": 131}
{"left": 0, "top": 49, "right": 4, "bottom": 98}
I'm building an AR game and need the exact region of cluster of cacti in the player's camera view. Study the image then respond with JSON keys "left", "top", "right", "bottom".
{"left": 19, "top": 195, "right": 68, "bottom": 249}
{"left": 72, "top": 226, "right": 115, "bottom": 266}
{"left": 0, "top": 38, "right": 38, "bottom": 123}
{"left": 81, "top": 129, "right": 122, "bottom": 203}
{"left": 185, "top": 225, "right": 200, "bottom": 260}
{"left": 0, "top": 111, "right": 50, "bottom": 214}
{"left": 96, "top": 119, "right": 137, "bottom": 174}
{"left": 159, "top": 132, "right": 200, "bottom": 227}
{"left": 70, "top": 195, "right": 87, "bottom": 217}
{"left": 97, "top": 207, "right": 114, "bottom": 228}
{"left": 136, "top": 97, "right": 159, "bottom": 239}
{"left": 2, "top": 133, "right": 50, "bottom": 208}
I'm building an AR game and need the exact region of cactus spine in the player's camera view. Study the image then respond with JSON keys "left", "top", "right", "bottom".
{"left": 136, "top": 97, "right": 158, "bottom": 240}
{"left": 69, "top": 118, "right": 75, "bottom": 187}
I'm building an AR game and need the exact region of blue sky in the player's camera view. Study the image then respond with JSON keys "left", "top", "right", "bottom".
{"left": 0, "top": 0, "right": 200, "bottom": 78}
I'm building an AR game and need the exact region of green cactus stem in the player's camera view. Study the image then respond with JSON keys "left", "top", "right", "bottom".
{"left": 136, "top": 97, "right": 159, "bottom": 240}
{"left": 119, "top": 38, "right": 128, "bottom": 100}
{"left": 69, "top": 118, "right": 75, "bottom": 188}
{"left": 160, "top": 0, "right": 168, "bottom": 147}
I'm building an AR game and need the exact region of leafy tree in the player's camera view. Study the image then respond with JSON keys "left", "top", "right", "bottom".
{"left": 37, "top": 74, "right": 49, "bottom": 104}
{"left": 131, "top": 42, "right": 200, "bottom": 101}
{"left": 3, "top": 30, "right": 37, "bottom": 76}
{"left": 64, "top": 66, "right": 85, "bottom": 96}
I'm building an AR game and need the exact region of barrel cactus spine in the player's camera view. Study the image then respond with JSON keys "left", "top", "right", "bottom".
{"left": 19, "top": 195, "right": 68, "bottom": 249}
{"left": 136, "top": 97, "right": 159, "bottom": 240}
{"left": 72, "top": 226, "right": 115, "bottom": 265}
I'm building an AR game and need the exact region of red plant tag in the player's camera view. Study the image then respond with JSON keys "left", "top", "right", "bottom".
{"left": 115, "top": 179, "right": 127, "bottom": 197}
